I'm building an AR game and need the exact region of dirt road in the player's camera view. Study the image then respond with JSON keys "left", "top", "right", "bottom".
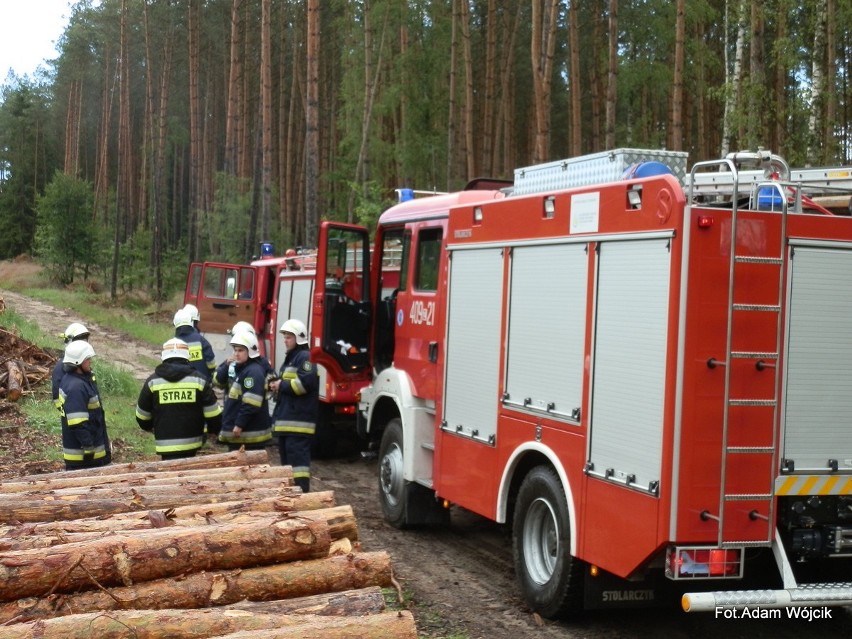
{"left": 3, "top": 287, "right": 851, "bottom": 638}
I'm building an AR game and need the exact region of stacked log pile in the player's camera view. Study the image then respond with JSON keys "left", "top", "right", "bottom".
{"left": 0, "top": 449, "right": 416, "bottom": 638}
{"left": 0, "top": 326, "right": 56, "bottom": 402}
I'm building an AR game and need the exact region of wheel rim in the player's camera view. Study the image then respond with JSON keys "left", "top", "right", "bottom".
{"left": 522, "top": 497, "right": 559, "bottom": 585}
{"left": 380, "top": 441, "right": 404, "bottom": 507}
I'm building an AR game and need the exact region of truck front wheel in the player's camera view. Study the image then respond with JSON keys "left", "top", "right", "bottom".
{"left": 512, "top": 466, "right": 583, "bottom": 618}
{"left": 378, "top": 418, "right": 406, "bottom": 527}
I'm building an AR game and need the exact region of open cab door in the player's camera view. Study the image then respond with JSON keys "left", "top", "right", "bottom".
{"left": 183, "top": 261, "right": 262, "bottom": 363}
{"left": 312, "top": 223, "right": 372, "bottom": 380}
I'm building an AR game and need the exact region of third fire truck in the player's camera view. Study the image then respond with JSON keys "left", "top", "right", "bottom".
{"left": 310, "top": 148, "right": 852, "bottom": 616}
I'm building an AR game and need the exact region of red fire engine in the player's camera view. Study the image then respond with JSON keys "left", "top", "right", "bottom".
{"left": 310, "top": 149, "right": 852, "bottom": 615}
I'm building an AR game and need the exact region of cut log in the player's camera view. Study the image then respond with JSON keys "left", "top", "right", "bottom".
{"left": 0, "top": 608, "right": 415, "bottom": 639}
{"left": 207, "top": 610, "right": 418, "bottom": 639}
{"left": 0, "top": 505, "right": 358, "bottom": 551}
{"left": 0, "top": 491, "right": 335, "bottom": 532}
{"left": 0, "top": 552, "right": 392, "bottom": 623}
{"left": 3, "top": 360, "right": 23, "bottom": 402}
{"left": 0, "top": 476, "right": 297, "bottom": 501}
{"left": 224, "top": 585, "right": 386, "bottom": 616}
{"left": 0, "top": 464, "right": 294, "bottom": 493}
{"left": 0, "top": 517, "right": 331, "bottom": 601}
{"left": 0, "top": 487, "right": 314, "bottom": 524}
{"left": 22, "top": 449, "right": 269, "bottom": 481}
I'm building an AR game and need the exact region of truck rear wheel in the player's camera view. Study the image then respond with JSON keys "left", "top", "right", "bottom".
{"left": 512, "top": 466, "right": 583, "bottom": 618}
{"left": 378, "top": 418, "right": 406, "bottom": 527}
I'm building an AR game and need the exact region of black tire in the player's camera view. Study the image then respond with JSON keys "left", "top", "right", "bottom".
{"left": 378, "top": 418, "right": 407, "bottom": 528}
{"left": 512, "top": 466, "right": 583, "bottom": 619}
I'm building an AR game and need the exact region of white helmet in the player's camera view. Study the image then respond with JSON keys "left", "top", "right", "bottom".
{"left": 230, "top": 331, "right": 260, "bottom": 358}
{"left": 161, "top": 338, "right": 190, "bottom": 361}
{"left": 63, "top": 341, "right": 96, "bottom": 366}
{"left": 228, "top": 321, "right": 256, "bottom": 336}
{"left": 183, "top": 303, "right": 201, "bottom": 323}
{"left": 279, "top": 318, "right": 308, "bottom": 345}
{"left": 173, "top": 308, "right": 194, "bottom": 328}
{"left": 62, "top": 322, "right": 90, "bottom": 343}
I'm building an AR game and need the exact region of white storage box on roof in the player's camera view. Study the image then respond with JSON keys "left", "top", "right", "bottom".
{"left": 513, "top": 148, "right": 689, "bottom": 196}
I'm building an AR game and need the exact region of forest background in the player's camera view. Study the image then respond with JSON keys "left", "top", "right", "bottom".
{"left": 0, "top": 0, "right": 846, "bottom": 302}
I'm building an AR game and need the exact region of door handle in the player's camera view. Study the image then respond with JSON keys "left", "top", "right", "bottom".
{"left": 429, "top": 342, "right": 438, "bottom": 363}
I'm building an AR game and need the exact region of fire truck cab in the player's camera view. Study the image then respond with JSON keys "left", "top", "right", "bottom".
{"left": 315, "top": 149, "right": 852, "bottom": 617}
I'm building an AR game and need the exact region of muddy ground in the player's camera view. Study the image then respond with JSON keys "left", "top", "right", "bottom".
{"left": 0, "top": 284, "right": 850, "bottom": 638}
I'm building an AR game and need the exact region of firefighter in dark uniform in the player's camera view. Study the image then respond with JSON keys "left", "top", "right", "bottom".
{"left": 52, "top": 322, "right": 90, "bottom": 408}
{"left": 227, "top": 320, "right": 275, "bottom": 379}
{"left": 270, "top": 318, "right": 318, "bottom": 492}
{"left": 174, "top": 307, "right": 216, "bottom": 380}
{"left": 135, "top": 338, "right": 223, "bottom": 459}
{"left": 214, "top": 331, "right": 272, "bottom": 451}
{"left": 57, "top": 341, "right": 111, "bottom": 470}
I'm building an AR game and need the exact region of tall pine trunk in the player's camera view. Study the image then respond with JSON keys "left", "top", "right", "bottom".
{"left": 305, "top": 0, "right": 320, "bottom": 246}
{"left": 670, "top": 0, "right": 685, "bottom": 151}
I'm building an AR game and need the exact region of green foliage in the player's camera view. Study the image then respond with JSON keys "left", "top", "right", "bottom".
{"left": 347, "top": 180, "right": 395, "bottom": 230}
{"left": 34, "top": 172, "right": 98, "bottom": 286}
{"left": 0, "top": 79, "right": 58, "bottom": 259}
{"left": 199, "top": 172, "right": 255, "bottom": 263}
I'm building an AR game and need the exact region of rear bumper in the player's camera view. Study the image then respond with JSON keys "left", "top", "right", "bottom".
{"left": 682, "top": 583, "right": 852, "bottom": 612}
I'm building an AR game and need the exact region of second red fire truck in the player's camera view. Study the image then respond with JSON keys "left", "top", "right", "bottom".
{"left": 308, "top": 148, "right": 852, "bottom": 616}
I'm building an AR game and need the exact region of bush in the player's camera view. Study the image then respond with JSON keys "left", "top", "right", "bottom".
{"left": 34, "top": 172, "right": 98, "bottom": 286}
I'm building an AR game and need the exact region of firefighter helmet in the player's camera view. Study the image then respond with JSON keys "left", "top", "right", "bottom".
{"left": 173, "top": 308, "right": 194, "bottom": 328}
{"left": 279, "top": 318, "right": 308, "bottom": 345}
{"left": 228, "top": 321, "right": 256, "bottom": 336}
{"left": 63, "top": 341, "right": 96, "bottom": 366}
{"left": 230, "top": 331, "right": 260, "bottom": 358}
{"left": 161, "top": 338, "right": 191, "bottom": 361}
{"left": 61, "top": 322, "right": 90, "bottom": 343}
{"left": 183, "top": 303, "right": 201, "bottom": 323}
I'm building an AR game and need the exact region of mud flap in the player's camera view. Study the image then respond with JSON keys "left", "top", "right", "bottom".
{"left": 405, "top": 482, "right": 450, "bottom": 526}
{"left": 583, "top": 567, "right": 676, "bottom": 610}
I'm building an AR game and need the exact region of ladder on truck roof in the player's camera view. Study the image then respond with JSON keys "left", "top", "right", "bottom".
{"left": 685, "top": 152, "right": 852, "bottom": 214}
{"left": 689, "top": 151, "right": 785, "bottom": 549}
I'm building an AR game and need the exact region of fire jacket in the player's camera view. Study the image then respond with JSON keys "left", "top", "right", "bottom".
{"left": 272, "top": 343, "right": 319, "bottom": 436}
{"left": 214, "top": 358, "right": 272, "bottom": 446}
{"left": 135, "top": 359, "right": 223, "bottom": 455}
{"left": 175, "top": 325, "right": 217, "bottom": 379}
{"left": 57, "top": 369, "right": 111, "bottom": 468}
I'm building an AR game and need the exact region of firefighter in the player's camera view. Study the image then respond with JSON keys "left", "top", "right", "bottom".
{"left": 135, "top": 338, "right": 223, "bottom": 460}
{"left": 57, "top": 341, "right": 111, "bottom": 470}
{"left": 173, "top": 307, "right": 216, "bottom": 380}
{"left": 214, "top": 331, "right": 272, "bottom": 451}
{"left": 52, "top": 322, "right": 91, "bottom": 408}
{"left": 225, "top": 321, "right": 275, "bottom": 380}
{"left": 270, "top": 318, "right": 318, "bottom": 493}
